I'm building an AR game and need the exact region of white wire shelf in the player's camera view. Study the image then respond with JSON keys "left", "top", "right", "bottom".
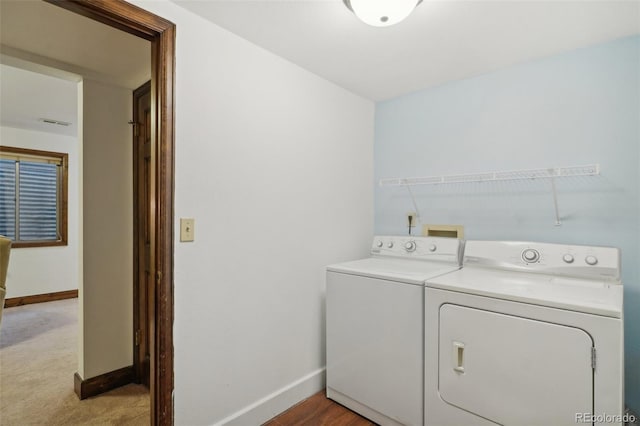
{"left": 380, "top": 164, "right": 600, "bottom": 226}
{"left": 379, "top": 164, "right": 600, "bottom": 187}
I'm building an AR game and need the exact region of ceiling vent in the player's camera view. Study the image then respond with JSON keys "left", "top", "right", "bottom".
{"left": 39, "top": 118, "right": 71, "bottom": 127}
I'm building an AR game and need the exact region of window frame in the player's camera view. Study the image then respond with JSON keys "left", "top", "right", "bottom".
{"left": 0, "top": 146, "right": 68, "bottom": 248}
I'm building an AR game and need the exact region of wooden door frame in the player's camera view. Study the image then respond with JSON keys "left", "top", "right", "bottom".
{"left": 44, "top": 1, "right": 175, "bottom": 424}
{"left": 133, "top": 80, "right": 152, "bottom": 387}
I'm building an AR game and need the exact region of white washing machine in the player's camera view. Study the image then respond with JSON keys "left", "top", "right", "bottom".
{"left": 326, "top": 235, "right": 463, "bottom": 426}
{"left": 425, "top": 240, "right": 624, "bottom": 426}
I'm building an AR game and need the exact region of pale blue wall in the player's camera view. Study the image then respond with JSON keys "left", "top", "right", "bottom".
{"left": 375, "top": 35, "right": 640, "bottom": 411}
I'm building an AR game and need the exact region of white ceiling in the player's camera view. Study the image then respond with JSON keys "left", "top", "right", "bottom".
{"left": 0, "top": 0, "right": 637, "bottom": 137}
{"left": 0, "top": 0, "right": 151, "bottom": 137}
{"left": 0, "top": 64, "right": 78, "bottom": 137}
{"left": 0, "top": 0, "right": 150, "bottom": 89}
{"left": 173, "top": 0, "right": 640, "bottom": 101}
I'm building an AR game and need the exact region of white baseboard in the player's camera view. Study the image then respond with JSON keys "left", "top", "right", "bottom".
{"left": 213, "top": 367, "right": 326, "bottom": 426}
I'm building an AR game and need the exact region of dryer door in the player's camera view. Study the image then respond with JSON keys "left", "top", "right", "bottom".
{"left": 439, "top": 304, "right": 593, "bottom": 426}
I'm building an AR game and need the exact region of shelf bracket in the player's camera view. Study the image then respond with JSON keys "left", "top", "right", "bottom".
{"left": 550, "top": 175, "right": 561, "bottom": 226}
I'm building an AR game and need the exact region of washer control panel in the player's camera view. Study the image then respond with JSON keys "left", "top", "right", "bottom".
{"left": 464, "top": 240, "right": 621, "bottom": 281}
{"left": 372, "top": 235, "right": 462, "bottom": 264}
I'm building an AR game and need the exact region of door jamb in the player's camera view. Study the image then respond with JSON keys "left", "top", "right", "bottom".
{"left": 133, "top": 80, "right": 152, "bottom": 387}
{"left": 44, "top": 1, "right": 175, "bottom": 424}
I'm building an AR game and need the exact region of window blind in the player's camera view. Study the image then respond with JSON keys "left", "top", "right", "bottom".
{"left": 0, "top": 159, "right": 16, "bottom": 239}
{"left": 0, "top": 158, "right": 60, "bottom": 241}
{"left": 18, "top": 162, "right": 59, "bottom": 241}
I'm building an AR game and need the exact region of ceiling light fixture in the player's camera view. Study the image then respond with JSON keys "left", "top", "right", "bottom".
{"left": 343, "top": 0, "right": 423, "bottom": 27}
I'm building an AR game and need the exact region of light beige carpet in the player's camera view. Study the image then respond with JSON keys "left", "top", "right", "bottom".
{"left": 0, "top": 298, "right": 150, "bottom": 425}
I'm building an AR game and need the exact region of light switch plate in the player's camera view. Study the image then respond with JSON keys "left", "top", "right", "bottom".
{"left": 180, "top": 218, "right": 195, "bottom": 242}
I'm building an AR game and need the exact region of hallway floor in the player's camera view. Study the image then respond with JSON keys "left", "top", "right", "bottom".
{"left": 0, "top": 298, "right": 149, "bottom": 425}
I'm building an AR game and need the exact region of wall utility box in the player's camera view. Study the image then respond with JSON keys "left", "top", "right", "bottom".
{"left": 422, "top": 224, "right": 464, "bottom": 239}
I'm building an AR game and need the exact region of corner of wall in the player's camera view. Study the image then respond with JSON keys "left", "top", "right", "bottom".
{"left": 212, "top": 369, "right": 325, "bottom": 426}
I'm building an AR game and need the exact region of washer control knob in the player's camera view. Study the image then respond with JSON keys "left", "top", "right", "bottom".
{"left": 562, "top": 254, "right": 574, "bottom": 264}
{"left": 387, "top": 242, "right": 394, "bottom": 248}
{"left": 522, "top": 249, "right": 540, "bottom": 263}
{"left": 585, "top": 255, "right": 598, "bottom": 266}
{"left": 404, "top": 241, "right": 417, "bottom": 252}
{"left": 376, "top": 241, "right": 383, "bottom": 248}
{"left": 429, "top": 244, "right": 437, "bottom": 252}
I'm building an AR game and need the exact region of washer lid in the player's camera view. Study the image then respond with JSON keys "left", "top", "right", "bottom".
{"left": 327, "top": 257, "right": 461, "bottom": 285}
{"left": 426, "top": 267, "right": 623, "bottom": 318}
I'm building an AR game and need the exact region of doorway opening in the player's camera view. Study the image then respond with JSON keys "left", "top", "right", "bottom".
{"left": 44, "top": 1, "right": 176, "bottom": 424}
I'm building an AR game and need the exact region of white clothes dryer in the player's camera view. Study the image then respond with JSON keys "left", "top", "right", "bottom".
{"left": 326, "top": 236, "right": 463, "bottom": 426}
{"left": 424, "top": 240, "right": 624, "bottom": 426}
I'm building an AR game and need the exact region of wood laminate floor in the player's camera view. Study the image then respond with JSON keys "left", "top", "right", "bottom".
{"left": 263, "top": 391, "right": 376, "bottom": 426}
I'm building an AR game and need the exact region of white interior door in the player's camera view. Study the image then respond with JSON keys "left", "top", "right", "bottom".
{"left": 439, "top": 304, "right": 593, "bottom": 426}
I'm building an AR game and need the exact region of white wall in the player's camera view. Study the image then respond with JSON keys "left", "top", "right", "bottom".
{"left": 2, "top": 125, "right": 79, "bottom": 299}
{"left": 80, "top": 78, "right": 133, "bottom": 379}
{"left": 131, "top": 2, "right": 374, "bottom": 424}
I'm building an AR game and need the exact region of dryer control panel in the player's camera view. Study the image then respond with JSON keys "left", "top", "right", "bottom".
{"left": 463, "top": 240, "right": 621, "bottom": 282}
{"left": 372, "top": 235, "right": 462, "bottom": 265}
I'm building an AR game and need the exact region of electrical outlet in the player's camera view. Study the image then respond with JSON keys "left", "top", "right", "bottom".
{"left": 180, "top": 218, "right": 195, "bottom": 242}
{"left": 407, "top": 212, "right": 417, "bottom": 227}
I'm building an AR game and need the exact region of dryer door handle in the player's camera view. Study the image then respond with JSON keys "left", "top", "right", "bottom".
{"left": 452, "top": 341, "right": 465, "bottom": 373}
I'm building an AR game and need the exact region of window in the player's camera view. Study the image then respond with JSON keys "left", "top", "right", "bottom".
{"left": 0, "top": 146, "right": 68, "bottom": 248}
